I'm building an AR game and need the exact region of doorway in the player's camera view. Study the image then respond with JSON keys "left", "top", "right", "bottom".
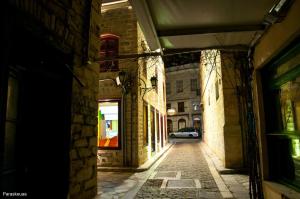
{"left": 1, "top": 28, "right": 72, "bottom": 198}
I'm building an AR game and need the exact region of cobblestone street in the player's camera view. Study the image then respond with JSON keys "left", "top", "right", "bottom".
{"left": 96, "top": 139, "right": 249, "bottom": 199}
{"left": 135, "top": 139, "right": 223, "bottom": 199}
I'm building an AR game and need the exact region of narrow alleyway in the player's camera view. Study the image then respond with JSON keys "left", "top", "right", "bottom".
{"left": 96, "top": 139, "right": 249, "bottom": 199}
{"left": 135, "top": 139, "right": 223, "bottom": 198}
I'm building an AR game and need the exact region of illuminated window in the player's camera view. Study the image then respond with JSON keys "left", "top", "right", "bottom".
{"left": 164, "top": 116, "right": 168, "bottom": 139}
{"left": 150, "top": 107, "right": 155, "bottom": 152}
{"left": 100, "top": 34, "right": 119, "bottom": 72}
{"left": 98, "top": 100, "right": 121, "bottom": 149}
{"left": 156, "top": 112, "right": 160, "bottom": 144}
{"left": 143, "top": 103, "right": 148, "bottom": 146}
{"left": 263, "top": 40, "right": 300, "bottom": 189}
{"left": 160, "top": 115, "right": 164, "bottom": 148}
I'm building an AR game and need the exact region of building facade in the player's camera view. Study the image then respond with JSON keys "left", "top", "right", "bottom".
{"left": 252, "top": 1, "right": 300, "bottom": 198}
{"left": 1, "top": 1, "right": 102, "bottom": 198}
{"left": 199, "top": 50, "right": 247, "bottom": 169}
{"left": 165, "top": 63, "right": 201, "bottom": 134}
{"left": 98, "top": 1, "right": 167, "bottom": 167}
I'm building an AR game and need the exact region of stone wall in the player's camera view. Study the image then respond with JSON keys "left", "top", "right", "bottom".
{"left": 69, "top": 0, "right": 102, "bottom": 197}
{"left": 137, "top": 23, "right": 167, "bottom": 165}
{"left": 200, "top": 50, "right": 245, "bottom": 168}
{"left": 200, "top": 50, "right": 226, "bottom": 164}
{"left": 220, "top": 51, "right": 245, "bottom": 168}
{"left": 99, "top": 2, "right": 138, "bottom": 167}
{"left": 9, "top": 0, "right": 102, "bottom": 198}
{"left": 99, "top": 3, "right": 166, "bottom": 167}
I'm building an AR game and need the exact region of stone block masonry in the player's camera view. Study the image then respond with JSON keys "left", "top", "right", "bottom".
{"left": 11, "top": 0, "right": 102, "bottom": 198}
{"left": 200, "top": 50, "right": 246, "bottom": 169}
{"left": 99, "top": 2, "right": 167, "bottom": 168}
{"left": 99, "top": 4, "right": 139, "bottom": 167}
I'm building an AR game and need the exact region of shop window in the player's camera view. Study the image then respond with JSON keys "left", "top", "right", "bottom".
{"left": 178, "top": 119, "right": 186, "bottom": 130}
{"left": 100, "top": 34, "right": 119, "bottom": 72}
{"left": 263, "top": 40, "right": 300, "bottom": 190}
{"left": 98, "top": 100, "right": 121, "bottom": 149}
{"left": 150, "top": 107, "right": 155, "bottom": 153}
{"left": 176, "top": 80, "right": 183, "bottom": 93}
{"left": 143, "top": 103, "right": 148, "bottom": 146}
{"left": 156, "top": 111, "right": 160, "bottom": 145}
{"left": 178, "top": 102, "right": 185, "bottom": 112}
{"left": 164, "top": 116, "right": 168, "bottom": 139}
{"left": 193, "top": 118, "right": 201, "bottom": 129}
{"left": 160, "top": 115, "right": 164, "bottom": 148}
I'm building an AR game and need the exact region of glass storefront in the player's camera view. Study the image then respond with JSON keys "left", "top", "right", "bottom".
{"left": 98, "top": 100, "right": 120, "bottom": 149}
{"left": 280, "top": 78, "right": 300, "bottom": 132}
{"left": 279, "top": 78, "right": 300, "bottom": 186}
{"left": 263, "top": 40, "right": 300, "bottom": 190}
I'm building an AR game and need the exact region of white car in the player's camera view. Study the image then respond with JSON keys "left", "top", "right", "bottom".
{"left": 169, "top": 127, "right": 199, "bottom": 138}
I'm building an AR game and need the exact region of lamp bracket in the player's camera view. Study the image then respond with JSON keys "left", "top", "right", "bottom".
{"left": 139, "top": 77, "right": 156, "bottom": 99}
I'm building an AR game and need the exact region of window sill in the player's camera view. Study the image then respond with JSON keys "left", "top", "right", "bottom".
{"left": 264, "top": 181, "right": 300, "bottom": 199}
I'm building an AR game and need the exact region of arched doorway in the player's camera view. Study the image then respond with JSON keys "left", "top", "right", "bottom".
{"left": 193, "top": 118, "right": 201, "bottom": 129}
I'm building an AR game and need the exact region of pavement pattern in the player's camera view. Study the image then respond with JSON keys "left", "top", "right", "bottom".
{"left": 95, "top": 139, "right": 250, "bottom": 199}
{"left": 135, "top": 140, "right": 223, "bottom": 199}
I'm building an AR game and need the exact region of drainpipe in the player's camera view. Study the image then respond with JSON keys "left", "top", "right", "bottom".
{"left": 122, "top": 89, "right": 126, "bottom": 166}
{"left": 129, "top": 72, "right": 135, "bottom": 167}
{"left": 130, "top": 92, "right": 134, "bottom": 166}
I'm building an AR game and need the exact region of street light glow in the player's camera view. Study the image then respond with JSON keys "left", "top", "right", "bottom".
{"left": 167, "top": 108, "right": 176, "bottom": 116}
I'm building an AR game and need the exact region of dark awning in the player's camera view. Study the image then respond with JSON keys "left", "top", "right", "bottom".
{"left": 129, "top": 0, "right": 284, "bottom": 52}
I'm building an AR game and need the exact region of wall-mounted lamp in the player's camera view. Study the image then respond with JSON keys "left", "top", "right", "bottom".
{"left": 116, "top": 71, "right": 126, "bottom": 86}
{"left": 139, "top": 76, "right": 158, "bottom": 98}
{"left": 193, "top": 103, "right": 200, "bottom": 111}
{"left": 116, "top": 71, "right": 131, "bottom": 93}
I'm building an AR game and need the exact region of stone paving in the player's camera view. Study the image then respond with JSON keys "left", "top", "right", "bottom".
{"left": 221, "top": 174, "right": 249, "bottom": 199}
{"left": 96, "top": 172, "right": 138, "bottom": 198}
{"left": 135, "top": 140, "right": 223, "bottom": 199}
{"left": 95, "top": 139, "right": 250, "bottom": 199}
{"left": 95, "top": 147, "right": 171, "bottom": 199}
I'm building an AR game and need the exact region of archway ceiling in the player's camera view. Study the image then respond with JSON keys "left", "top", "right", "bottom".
{"left": 129, "top": 0, "right": 278, "bottom": 52}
